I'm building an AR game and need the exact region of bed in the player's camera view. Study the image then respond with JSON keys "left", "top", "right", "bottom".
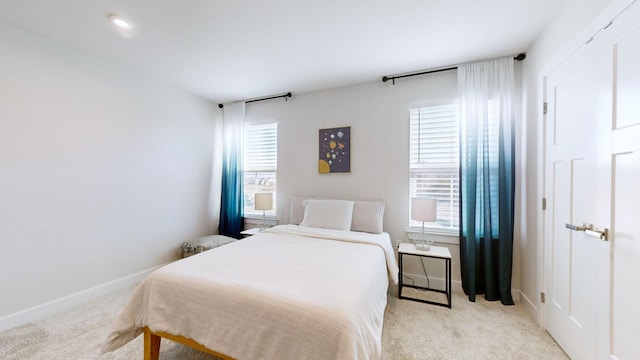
{"left": 101, "top": 198, "right": 398, "bottom": 360}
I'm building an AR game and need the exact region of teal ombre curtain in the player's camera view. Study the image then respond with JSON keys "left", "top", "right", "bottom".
{"left": 458, "top": 57, "right": 515, "bottom": 305}
{"left": 219, "top": 102, "right": 245, "bottom": 238}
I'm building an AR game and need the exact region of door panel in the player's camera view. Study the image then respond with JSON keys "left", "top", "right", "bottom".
{"left": 611, "top": 151, "right": 640, "bottom": 359}
{"left": 598, "top": 1, "right": 640, "bottom": 360}
{"left": 569, "top": 157, "right": 596, "bottom": 328}
{"left": 544, "top": 2, "right": 640, "bottom": 359}
{"left": 550, "top": 161, "right": 571, "bottom": 312}
{"left": 553, "top": 67, "right": 589, "bottom": 146}
{"left": 544, "top": 41, "right": 598, "bottom": 360}
{"left": 607, "top": 3, "right": 640, "bottom": 358}
{"left": 615, "top": 22, "right": 640, "bottom": 129}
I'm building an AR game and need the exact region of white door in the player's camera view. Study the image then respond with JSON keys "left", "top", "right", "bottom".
{"left": 596, "top": 2, "right": 640, "bottom": 358}
{"left": 543, "top": 39, "right": 599, "bottom": 360}
{"left": 543, "top": 1, "right": 640, "bottom": 359}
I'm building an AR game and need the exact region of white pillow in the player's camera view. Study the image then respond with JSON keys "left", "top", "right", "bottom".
{"left": 351, "top": 200, "right": 385, "bottom": 234}
{"left": 289, "top": 196, "right": 307, "bottom": 225}
{"left": 299, "top": 199, "right": 355, "bottom": 231}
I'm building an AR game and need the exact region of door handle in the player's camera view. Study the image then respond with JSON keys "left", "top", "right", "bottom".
{"left": 565, "top": 223, "right": 609, "bottom": 241}
{"left": 565, "top": 223, "right": 591, "bottom": 232}
{"left": 585, "top": 228, "right": 609, "bottom": 241}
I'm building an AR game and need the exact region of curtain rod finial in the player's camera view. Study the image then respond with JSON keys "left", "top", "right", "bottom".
{"left": 218, "top": 104, "right": 224, "bottom": 109}
{"left": 514, "top": 53, "right": 526, "bottom": 61}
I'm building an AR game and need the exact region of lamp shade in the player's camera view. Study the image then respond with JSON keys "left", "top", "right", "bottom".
{"left": 411, "top": 197, "right": 437, "bottom": 222}
{"left": 254, "top": 193, "right": 273, "bottom": 211}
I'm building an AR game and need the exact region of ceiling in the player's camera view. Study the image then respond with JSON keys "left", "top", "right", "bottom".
{"left": 0, "top": 0, "right": 565, "bottom": 104}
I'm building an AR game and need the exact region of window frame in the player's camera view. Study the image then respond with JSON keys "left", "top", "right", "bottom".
{"left": 243, "top": 120, "right": 277, "bottom": 220}
{"left": 408, "top": 104, "right": 460, "bottom": 237}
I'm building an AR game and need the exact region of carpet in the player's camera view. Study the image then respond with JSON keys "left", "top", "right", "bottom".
{"left": 0, "top": 284, "right": 568, "bottom": 359}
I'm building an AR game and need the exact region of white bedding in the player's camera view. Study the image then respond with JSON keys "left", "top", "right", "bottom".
{"left": 101, "top": 225, "right": 399, "bottom": 360}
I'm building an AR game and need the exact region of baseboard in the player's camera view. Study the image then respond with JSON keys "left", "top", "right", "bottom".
{"left": 403, "top": 272, "right": 526, "bottom": 305}
{"left": 518, "top": 290, "right": 541, "bottom": 325}
{"left": 402, "top": 271, "right": 463, "bottom": 293}
{"left": 0, "top": 265, "right": 164, "bottom": 332}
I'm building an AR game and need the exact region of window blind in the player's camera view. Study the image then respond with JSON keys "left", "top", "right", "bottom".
{"left": 410, "top": 104, "right": 459, "bottom": 228}
{"left": 244, "top": 122, "right": 277, "bottom": 216}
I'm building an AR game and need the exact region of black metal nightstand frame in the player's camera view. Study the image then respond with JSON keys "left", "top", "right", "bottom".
{"left": 398, "top": 245, "right": 452, "bottom": 308}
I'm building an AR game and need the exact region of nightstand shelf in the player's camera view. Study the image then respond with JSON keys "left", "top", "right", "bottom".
{"left": 398, "top": 242, "right": 452, "bottom": 308}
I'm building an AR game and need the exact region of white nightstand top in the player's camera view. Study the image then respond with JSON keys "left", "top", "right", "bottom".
{"left": 240, "top": 227, "right": 262, "bottom": 236}
{"left": 398, "top": 242, "right": 451, "bottom": 259}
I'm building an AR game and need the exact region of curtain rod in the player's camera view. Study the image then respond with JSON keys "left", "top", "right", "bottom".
{"left": 382, "top": 53, "right": 526, "bottom": 85}
{"left": 218, "top": 92, "right": 292, "bottom": 109}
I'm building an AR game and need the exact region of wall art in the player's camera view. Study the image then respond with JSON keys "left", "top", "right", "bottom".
{"left": 318, "top": 126, "right": 350, "bottom": 173}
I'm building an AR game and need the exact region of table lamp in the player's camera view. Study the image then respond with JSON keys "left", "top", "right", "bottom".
{"left": 411, "top": 197, "right": 437, "bottom": 250}
{"left": 254, "top": 192, "right": 273, "bottom": 230}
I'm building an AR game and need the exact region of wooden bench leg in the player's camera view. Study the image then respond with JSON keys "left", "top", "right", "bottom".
{"left": 144, "top": 327, "right": 161, "bottom": 360}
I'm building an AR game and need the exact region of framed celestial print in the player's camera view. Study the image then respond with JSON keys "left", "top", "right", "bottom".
{"left": 318, "top": 126, "right": 350, "bottom": 173}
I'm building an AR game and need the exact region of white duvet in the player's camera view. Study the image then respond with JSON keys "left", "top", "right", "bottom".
{"left": 101, "top": 225, "right": 399, "bottom": 360}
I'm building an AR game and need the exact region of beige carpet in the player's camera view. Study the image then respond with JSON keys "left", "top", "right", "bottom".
{"left": 0, "top": 284, "right": 568, "bottom": 360}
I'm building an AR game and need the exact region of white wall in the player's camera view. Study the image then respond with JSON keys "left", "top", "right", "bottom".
{"left": 245, "top": 69, "right": 525, "bottom": 291}
{"left": 520, "top": 0, "right": 616, "bottom": 320}
{"left": 0, "top": 23, "right": 220, "bottom": 329}
{"left": 2, "top": 0, "right": 614, "bottom": 328}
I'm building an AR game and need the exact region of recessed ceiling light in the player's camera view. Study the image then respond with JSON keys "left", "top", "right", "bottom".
{"left": 108, "top": 14, "right": 131, "bottom": 29}
{"left": 107, "top": 14, "right": 135, "bottom": 37}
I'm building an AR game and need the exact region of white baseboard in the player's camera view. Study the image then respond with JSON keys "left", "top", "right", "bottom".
{"left": 402, "top": 271, "right": 463, "bottom": 293}
{"left": 402, "top": 271, "right": 522, "bottom": 305}
{"left": 518, "top": 290, "right": 541, "bottom": 325}
{"left": 0, "top": 265, "right": 163, "bottom": 332}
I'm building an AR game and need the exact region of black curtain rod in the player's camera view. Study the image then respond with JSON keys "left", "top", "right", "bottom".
{"left": 218, "top": 92, "right": 292, "bottom": 109}
{"left": 382, "top": 66, "right": 457, "bottom": 83}
{"left": 382, "top": 53, "right": 526, "bottom": 84}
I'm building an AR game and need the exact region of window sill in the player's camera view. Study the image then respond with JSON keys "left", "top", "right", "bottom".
{"left": 406, "top": 226, "right": 459, "bottom": 245}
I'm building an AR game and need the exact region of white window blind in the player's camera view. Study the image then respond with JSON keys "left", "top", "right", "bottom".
{"left": 243, "top": 122, "right": 277, "bottom": 217}
{"left": 410, "top": 104, "right": 459, "bottom": 229}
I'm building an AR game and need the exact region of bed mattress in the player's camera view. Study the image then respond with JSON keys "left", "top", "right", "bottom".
{"left": 101, "top": 225, "right": 398, "bottom": 360}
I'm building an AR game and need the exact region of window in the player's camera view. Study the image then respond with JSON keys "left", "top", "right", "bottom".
{"left": 409, "top": 104, "right": 459, "bottom": 230}
{"left": 243, "top": 121, "right": 277, "bottom": 217}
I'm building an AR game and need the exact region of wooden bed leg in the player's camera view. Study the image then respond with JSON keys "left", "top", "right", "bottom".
{"left": 144, "top": 327, "right": 161, "bottom": 360}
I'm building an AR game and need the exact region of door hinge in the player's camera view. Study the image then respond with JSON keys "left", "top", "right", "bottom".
{"left": 541, "top": 292, "right": 546, "bottom": 303}
{"left": 542, "top": 198, "right": 547, "bottom": 210}
{"left": 543, "top": 102, "right": 548, "bottom": 115}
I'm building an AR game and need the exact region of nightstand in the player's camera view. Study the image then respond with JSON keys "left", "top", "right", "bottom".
{"left": 240, "top": 227, "right": 262, "bottom": 238}
{"left": 398, "top": 242, "right": 452, "bottom": 308}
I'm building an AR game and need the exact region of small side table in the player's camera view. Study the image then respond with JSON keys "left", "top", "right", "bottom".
{"left": 240, "top": 227, "right": 262, "bottom": 238}
{"left": 398, "top": 243, "right": 452, "bottom": 308}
